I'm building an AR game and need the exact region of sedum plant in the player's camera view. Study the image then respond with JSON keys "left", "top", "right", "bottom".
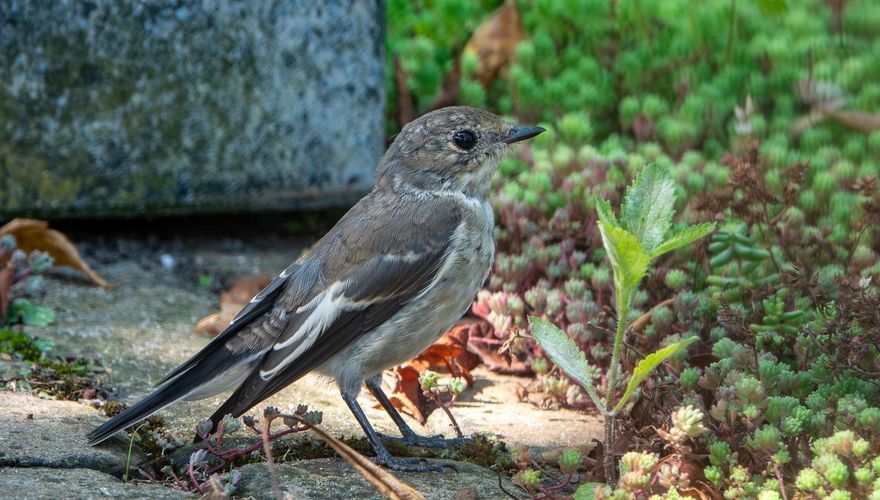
{"left": 530, "top": 164, "right": 714, "bottom": 485}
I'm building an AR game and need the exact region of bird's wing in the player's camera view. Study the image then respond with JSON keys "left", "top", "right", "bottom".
{"left": 203, "top": 192, "right": 464, "bottom": 422}
{"left": 156, "top": 267, "right": 295, "bottom": 386}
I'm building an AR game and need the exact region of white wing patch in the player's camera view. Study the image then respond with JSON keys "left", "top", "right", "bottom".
{"left": 259, "top": 281, "right": 345, "bottom": 380}
{"left": 255, "top": 246, "right": 453, "bottom": 382}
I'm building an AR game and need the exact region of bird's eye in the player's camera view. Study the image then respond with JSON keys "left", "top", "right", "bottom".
{"left": 453, "top": 130, "right": 477, "bottom": 150}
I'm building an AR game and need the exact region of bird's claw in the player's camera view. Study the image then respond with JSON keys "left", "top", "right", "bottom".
{"left": 379, "top": 432, "right": 474, "bottom": 449}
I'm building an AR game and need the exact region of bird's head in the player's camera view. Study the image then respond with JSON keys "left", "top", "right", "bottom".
{"left": 377, "top": 106, "right": 544, "bottom": 198}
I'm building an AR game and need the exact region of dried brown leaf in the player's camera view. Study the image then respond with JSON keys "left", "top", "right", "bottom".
{"left": 196, "top": 275, "right": 272, "bottom": 335}
{"left": 0, "top": 218, "right": 112, "bottom": 289}
{"left": 0, "top": 264, "right": 12, "bottom": 322}
{"left": 382, "top": 365, "right": 427, "bottom": 424}
{"left": 378, "top": 319, "right": 487, "bottom": 422}
{"left": 463, "top": 1, "right": 524, "bottom": 86}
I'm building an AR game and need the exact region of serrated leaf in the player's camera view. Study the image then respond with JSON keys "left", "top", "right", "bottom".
{"left": 529, "top": 317, "right": 602, "bottom": 408}
{"left": 614, "top": 336, "right": 698, "bottom": 412}
{"left": 7, "top": 299, "right": 55, "bottom": 327}
{"left": 598, "top": 222, "right": 650, "bottom": 303}
{"left": 595, "top": 198, "right": 618, "bottom": 228}
{"left": 620, "top": 164, "right": 676, "bottom": 253}
{"left": 649, "top": 222, "right": 716, "bottom": 258}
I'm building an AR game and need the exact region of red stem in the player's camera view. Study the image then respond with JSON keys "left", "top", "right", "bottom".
{"left": 434, "top": 392, "right": 463, "bottom": 438}
{"left": 206, "top": 425, "right": 307, "bottom": 461}
{"left": 535, "top": 472, "right": 574, "bottom": 498}
{"left": 188, "top": 460, "right": 204, "bottom": 495}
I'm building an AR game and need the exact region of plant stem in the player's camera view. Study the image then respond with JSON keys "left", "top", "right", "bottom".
{"left": 434, "top": 392, "right": 464, "bottom": 438}
{"left": 123, "top": 422, "right": 147, "bottom": 482}
{"left": 188, "top": 459, "right": 204, "bottom": 495}
{"left": 725, "top": 0, "right": 737, "bottom": 64}
{"left": 261, "top": 416, "right": 283, "bottom": 500}
{"left": 603, "top": 413, "right": 617, "bottom": 487}
{"left": 603, "top": 299, "right": 628, "bottom": 488}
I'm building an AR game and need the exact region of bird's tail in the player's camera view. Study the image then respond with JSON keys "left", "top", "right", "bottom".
{"left": 87, "top": 379, "right": 190, "bottom": 445}
{"left": 88, "top": 347, "right": 259, "bottom": 445}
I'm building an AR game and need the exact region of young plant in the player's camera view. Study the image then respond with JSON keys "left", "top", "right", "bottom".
{"left": 530, "top": 164, "right": 714, "bottom": 486}
{"left": 0, "top": 235, "right": 54, "bottom": 327}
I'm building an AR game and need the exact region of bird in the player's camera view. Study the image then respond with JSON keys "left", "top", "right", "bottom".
{"left": 87, "top": 106, "right": 544, "bottom": 472}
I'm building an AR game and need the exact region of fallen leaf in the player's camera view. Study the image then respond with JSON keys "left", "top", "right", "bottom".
{"left": 378, "top": 318, "right": 485, "bottom": 422}
{"left": 411, "top": 320, "right": 481, "bottom": 383}
{"left": 0, "top": 264, "right": 12, "bottom": 323}
{"left": 463, "top": 0, "right": 524, "bottom": 86}
{"left": 0, "top": 219, "right": 112, "bottom": 289}
{"left": 196, "top": 275, "right": 272, "bottom": 336}
{"left": 384, "top": 365, "right": 426, "bottom": 424}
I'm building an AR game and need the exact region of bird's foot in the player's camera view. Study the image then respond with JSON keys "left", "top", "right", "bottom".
{"left": 371, "top": 452, "right": 456, "bottom": 472}
{"left": 378, "top": 431, "right": 474, "bottom": 449}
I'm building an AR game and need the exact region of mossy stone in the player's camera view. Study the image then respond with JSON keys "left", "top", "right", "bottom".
{"left": 0, "top": 1, "right": 385, "bottom": 218}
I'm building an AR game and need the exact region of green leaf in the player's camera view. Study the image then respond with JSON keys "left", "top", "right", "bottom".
{"left": 529, "top": 317, "right": 602, "bottom": 408}
{"left": 620, "top": 164, "right": 676, "bottom": 253}
{"left": 598, "top": 222, "right": 650, "bottom": 301}
{"left": 7, "top": 300, "right": 55, "bottom": 327}
{"left": 757, "top": 0, "right": 787, "bottom": 14}
{"left": 595, "top": 198, "right": 618, "bottom": 228}
{"left": 613, "top": 336, "right": 699, "bottom": 412}
{"left": 649, "top": 222, "right": 716, "bottom": 258}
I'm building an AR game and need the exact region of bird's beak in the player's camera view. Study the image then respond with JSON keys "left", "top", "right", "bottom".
{"left": 502, "top": 126, "right": 546, "bottom": 144}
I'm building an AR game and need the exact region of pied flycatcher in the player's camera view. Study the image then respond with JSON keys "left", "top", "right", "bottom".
{"left": 88, "top": 106, "right": 544, "bottom": 471}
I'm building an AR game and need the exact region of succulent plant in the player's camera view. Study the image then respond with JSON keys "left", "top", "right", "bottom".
{"left": 386, "top": 0, "right": 880, "bottom": 495}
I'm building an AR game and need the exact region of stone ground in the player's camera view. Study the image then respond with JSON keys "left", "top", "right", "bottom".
{"left": 1, "top": 232, "right": 602, "bottom": 498}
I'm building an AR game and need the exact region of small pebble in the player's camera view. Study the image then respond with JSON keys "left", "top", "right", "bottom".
{"left": 159, "top": 254, "right": 176, "bottom": 269}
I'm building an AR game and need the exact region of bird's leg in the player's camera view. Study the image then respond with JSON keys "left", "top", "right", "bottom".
{"left": 341, "top": 391, "right": 449, "bottom": 472}
{"left": 365, "top": 375, "right": 473, "bottom": 449}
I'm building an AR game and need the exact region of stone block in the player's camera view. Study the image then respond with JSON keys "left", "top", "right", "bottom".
{"left": 0, "top": 0, "right": 385, "bottom": 217}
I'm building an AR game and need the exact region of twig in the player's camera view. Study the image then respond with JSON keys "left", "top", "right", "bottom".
{"left": 495, "top": 467, "right": 523, "bottom": 500}
{"left": 393, "top": 55, "right": 416, "bottom": 126}
{"left": 261, "top": 415, "right": 283, "bottom": 500}
{"left": 424, "top": 57, "right": 462, "bottom": 113}
{"left": 774, "top": 464, "right": 789, "bottom": 500}
{"left": 166, "top": 469, "right": 188, "bottom": 492}
{"left": 629, "top": 298, "right": 675, "bottom": 334}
